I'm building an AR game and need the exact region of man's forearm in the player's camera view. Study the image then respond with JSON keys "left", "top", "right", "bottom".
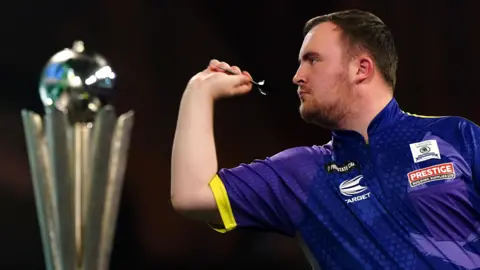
{"left": 171, "top": 88, "right": 218, "bottom": 210}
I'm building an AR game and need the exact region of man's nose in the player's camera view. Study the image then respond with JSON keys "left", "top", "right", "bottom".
{"left": 292, "top": 69, "right": 306, "bottom": 86}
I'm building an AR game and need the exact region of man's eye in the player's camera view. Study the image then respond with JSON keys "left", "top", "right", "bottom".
{"left": 309, "top": 58, "right": 319, "bottom": 64}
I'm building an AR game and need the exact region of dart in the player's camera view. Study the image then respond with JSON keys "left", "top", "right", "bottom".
{"left": 213, "top": 64, "right": 272, "bottom": 95}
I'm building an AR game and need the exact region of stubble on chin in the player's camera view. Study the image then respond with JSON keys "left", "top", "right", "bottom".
{"left": 299, "top": 98, "right": 349, "bottom": 130}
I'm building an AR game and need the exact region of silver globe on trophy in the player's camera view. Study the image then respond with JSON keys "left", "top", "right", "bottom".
{"left": 21, "top": 41, "right": 134, "bottom": 270}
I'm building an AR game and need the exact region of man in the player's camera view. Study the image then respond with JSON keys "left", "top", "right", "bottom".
{"left": 171, "top": 9, "right": 480, "bottom": 269}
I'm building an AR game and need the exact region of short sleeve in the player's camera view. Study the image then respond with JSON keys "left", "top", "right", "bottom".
{"left": 208, "top": 146, "right": 326, "bottom": 237}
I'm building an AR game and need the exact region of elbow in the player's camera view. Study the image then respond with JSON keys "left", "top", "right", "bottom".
{"left": 170, "top": 174, "right": 217, "bottom": 219}
{"left": 170, "top": 178, "right": 194, "bottom": 214}
{"left": 170, "top": 188, "right": 217, "bottom": 221}
{"left": 170, "top": 192, "right": 201, "bottom": 217}
{"left": 170, "top": 193, "right": 191, "bottom": 214}
{"left": 170, "top": 195, "right": 204, "bottom": 221}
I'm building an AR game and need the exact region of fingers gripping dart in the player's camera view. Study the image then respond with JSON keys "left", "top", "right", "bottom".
{"left": 212, "top": 64, "right": 273, "bottom": 96}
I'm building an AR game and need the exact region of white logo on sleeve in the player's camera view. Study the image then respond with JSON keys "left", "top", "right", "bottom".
{"left": 409, "top": 139, "right": 441, "bottom": 163}
{"left": 339, "top": 175, "right": 371, "bottom": 204}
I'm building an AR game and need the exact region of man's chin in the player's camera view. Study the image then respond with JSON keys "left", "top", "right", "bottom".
{"left": 299, "top": 106, "right": 338, "bottom": 129}
{"left": 299, "top": 106, "right": 318, "bottom": 125}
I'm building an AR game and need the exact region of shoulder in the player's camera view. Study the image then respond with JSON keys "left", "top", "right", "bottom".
{"left": 402, "top": 112, "right": 478, "bottom": 132}
{"left": 223, "top": 144, "right": 333, "bottom": 179}
{"left": 402, "top": 113, "right": 480, "bottom": 153}
{"left": 221, "top": 144, "right": 332, "bottom": 175}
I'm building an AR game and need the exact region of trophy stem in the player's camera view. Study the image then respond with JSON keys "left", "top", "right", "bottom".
{"left": 45, "top": 107, "right": 77, "bottom": 270}
{"left": 72, "top": 123, "right": 93, "bottom": 268}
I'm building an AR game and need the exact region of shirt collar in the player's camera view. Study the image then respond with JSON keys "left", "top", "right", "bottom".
{"left": 331, "top": 97, "right": 403, "bottom": 144}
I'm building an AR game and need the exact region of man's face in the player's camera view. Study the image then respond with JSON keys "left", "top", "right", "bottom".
{"left": 293, "top": 22, "right": 357, "bottom": 129}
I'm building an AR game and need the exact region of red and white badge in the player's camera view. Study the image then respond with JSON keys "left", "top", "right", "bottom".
{"left": 407, "top": 162, "right": 456, "bottom": 187}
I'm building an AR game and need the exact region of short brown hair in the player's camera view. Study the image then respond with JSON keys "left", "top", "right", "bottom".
{"left": 304, "top": 9, "right": 398, "bottom": 89}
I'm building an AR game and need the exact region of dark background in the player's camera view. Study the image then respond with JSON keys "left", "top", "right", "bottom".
{"left": 1, "top": 0, "right": 479, "bottom": 269}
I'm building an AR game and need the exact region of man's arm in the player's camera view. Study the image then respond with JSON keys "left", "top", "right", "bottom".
{"left": 170, "top": 87, "right": 219, "bottom": 221}
{"left": 170, "top": 60, "right": 252, "bottom": 222}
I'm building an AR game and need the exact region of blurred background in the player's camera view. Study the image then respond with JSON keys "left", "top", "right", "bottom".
{"left": 1, "top": 0, "right": 479, "bottom": 269}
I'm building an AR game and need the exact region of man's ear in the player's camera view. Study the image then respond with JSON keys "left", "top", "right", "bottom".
{"left": 354, "top": 55, "right": 374, "bottom": 84}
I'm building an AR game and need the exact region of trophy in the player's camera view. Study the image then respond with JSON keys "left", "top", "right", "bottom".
{"left": 21, "top": 41, "right": 134, "bottom": 270}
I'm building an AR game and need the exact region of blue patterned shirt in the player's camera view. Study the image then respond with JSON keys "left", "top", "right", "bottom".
{"left": 209, "top": 98, "right": 480, "bottom": 269}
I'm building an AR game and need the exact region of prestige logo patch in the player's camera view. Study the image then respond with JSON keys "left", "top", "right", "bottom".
{"left": 325, "top": 161, "right": 358, "bottom": 173}
{"left": 409, "top": 139, "right": 441, "bottom": 163}
{"left": 407, "top": 162, "right": 456, "bottom": 187}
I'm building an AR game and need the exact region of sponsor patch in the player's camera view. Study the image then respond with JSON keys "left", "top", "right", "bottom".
{"left": 339, "top": 175, "right": 371, "bottom": 204}
{"left": 409, "top": 139, "right": 441, "bottom": 163}
{"left": 407, "top": 162, "right": 456, "bottom": 187}
{"left": 326, "top": 161, "right": 358, "bottom": 173}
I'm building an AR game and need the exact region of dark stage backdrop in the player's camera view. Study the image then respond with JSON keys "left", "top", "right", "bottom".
{"left": 0, "top": 0, "right": 479, "bottom": 269}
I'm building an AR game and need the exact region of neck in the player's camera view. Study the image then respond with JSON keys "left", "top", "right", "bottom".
{"left": 337, "top": 87, "right": 393, "bottom": 141}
